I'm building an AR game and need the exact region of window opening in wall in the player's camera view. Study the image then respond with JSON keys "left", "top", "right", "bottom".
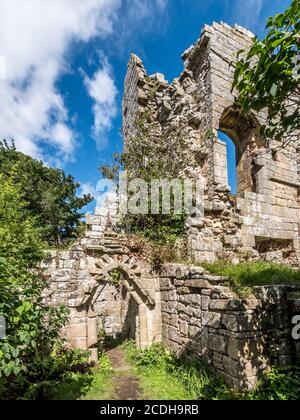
{"left": 218, "top": 130, "right": 237, "bottom": 194}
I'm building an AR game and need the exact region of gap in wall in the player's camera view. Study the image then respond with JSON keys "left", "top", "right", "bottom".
{"left": 218, "top": 130, "right": 237, "bottom": 195}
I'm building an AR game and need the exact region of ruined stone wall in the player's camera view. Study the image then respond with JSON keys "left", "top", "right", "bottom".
{"left": 42, "top": 199, "right": 162, "bottom": 360}
{"left": 122, "top": 22, "right": 300, "bottom": 265}
{"left": 160, "top": 263, "right": 300, "bottom": 389}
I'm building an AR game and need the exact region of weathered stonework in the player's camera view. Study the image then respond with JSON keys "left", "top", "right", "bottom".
{"left": 42, "top": 197, "right": 162, "bottom": 361}
{"left": 43, "top": 22, "right": 300, "bottom": 390}
{"left": 159, "top": 263, "right": 300, "bottom": 389}
{"left": 123, "top": 22, "right": 300, "bottom": 265}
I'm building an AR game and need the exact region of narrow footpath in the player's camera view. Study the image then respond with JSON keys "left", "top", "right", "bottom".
{"left": 106, "top": 347, "right": 142, "bottom": 400}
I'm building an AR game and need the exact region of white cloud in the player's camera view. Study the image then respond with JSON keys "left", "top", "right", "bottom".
{"left": 0, "top": 0, "right": 120, "bottom": 162}
{"left": 155, "top": 0, "right": 168, "bottom": 10}
{"left": 80, "top": 179, "right": 116, "bottom": 209}
{"left": 0, "top": 0, "right": 169, "bottom": 164}
{"left": 83, "top": 57, "right": 118, "bottom": 147}
{"left": 229, "top": 0, "right": 263, "bottom": 31}
{"left": 124, "top": 0, "right": 168, "bottom": 24}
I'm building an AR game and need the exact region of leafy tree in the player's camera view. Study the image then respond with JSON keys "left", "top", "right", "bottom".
{"left": 0, "top": 173, "right": 89, "bottom": 399}
{"left": 234, "top": 0, "right": 300, "bottom": 143}
{"left": 0, "top": 141, "right": 93, "bottom": 248}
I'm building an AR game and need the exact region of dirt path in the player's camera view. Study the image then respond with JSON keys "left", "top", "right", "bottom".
{"left": 107, "top": 347, "right": 142, "bottom": 400}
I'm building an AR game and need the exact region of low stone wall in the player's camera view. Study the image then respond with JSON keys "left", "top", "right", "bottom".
{"left": 160, "top": 264, "right": 300, "bottom": 389}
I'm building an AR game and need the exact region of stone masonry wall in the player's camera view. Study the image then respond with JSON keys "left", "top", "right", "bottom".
{"left": 42, "top": 197, "right": 162, "bottom": 361}
{"left": 42, "top": 21, "right": 300, "bottom": 391}
{"left": 122, "top": 22, "right": 300, "bottom": 266}
{"left": 160, "top": 263, "right": 300, "bottom": 389}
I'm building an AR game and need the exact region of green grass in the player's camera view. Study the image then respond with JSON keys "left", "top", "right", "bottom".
{"left": 121, "top": 341, "right": 300, "bottom": 401}
{"left": 49, "top": 373, "right": 93, "bottom": 400}
{"left": 203, "top": 260, "right": 300, "bottom": 294}
{"left": 80, "top": 354, "right": 115, "bottom": 400}
{"left": 50, "top": 354, "right": 114, "bottom": 400}
{"left": 137, "top": 366, "right": 192, "bottom": 400}
{"left": 122, "top": 341, "right": 193, "bottom": 400}
{"left": 121, "top": 341, "right": 233, "bottom": 400}
{"left": 50, "top": 343, "right": 300, "bottom": 401}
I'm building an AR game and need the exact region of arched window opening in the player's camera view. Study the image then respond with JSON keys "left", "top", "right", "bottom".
{"left": 218, "top": 106, "right": 263, "bottom": 195}
{"left": 218, "top": 131, "right": 237, "bottom": 195}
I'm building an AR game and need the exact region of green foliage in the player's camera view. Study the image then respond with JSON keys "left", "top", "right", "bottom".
{"left": 0, "top": 174, "right": 90, "bottom": 399}
{"left": 250, "top": 366, "right": 300, "bottom": 400}
{"left": 100, "top": 115, "right": 189, "bottom": 262}
{"left": 0, "top": 141, "right": 93, "bottom": 247}
{"left": 0, "top": 172, "right": 45, "bottom": 267}
{"left": 80, "top": 354, "right": 114, "bottom": 401}
{"left": 123, "top": 342, "right": 300, "bottom": 401}
{"left": 234, "top": 0, "right": 300, "bottom": 143}
{"left": 122, "top": 341, "right": 195, "bottom": 400}
{"left": 124, "top": 213, "right": 186, "bottom": 245}
{"left": 45, "top": 353, "right": 113, "bottom": 400}
{"left": 107, "top": 269, "right": 124, "bottom": 287}
{"left": 122, "top": 341, "right": 234, "bottom": 400}
{"left": 203, "top": 260, "right": 300, "bottom": 294}
{"left": 17, "top": 349, "right": 91, "bottom": 400}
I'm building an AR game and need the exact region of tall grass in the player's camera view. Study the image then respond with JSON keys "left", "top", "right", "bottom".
{"left": 123, "top": 341, "right": 300, "bottom": 401}
{"left": 203, "top": 261, "right": 300, "bottom": 294}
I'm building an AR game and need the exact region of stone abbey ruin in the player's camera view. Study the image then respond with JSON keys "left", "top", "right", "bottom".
{"left": 44, "top": 22, "right": 300, "bottom": 390}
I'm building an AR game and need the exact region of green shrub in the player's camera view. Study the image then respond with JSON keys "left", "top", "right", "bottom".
{"left": 0, "top": 173, "right": 90, "bottom": 400}
{"left": 0, "top": 141, "right": 93, "bottom": 248}
{"left": 250, "top": 367, "right": 300, "bottom": 401}
{"left": 203, "top": 260, "right": 300, "bottom": 294}
{"left": 123, "top": 342, "right": 300, "bottom": 401}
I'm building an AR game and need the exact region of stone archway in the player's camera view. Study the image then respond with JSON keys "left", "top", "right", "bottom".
{"left": 65, "top": 253, "right": 160, "bottom": 362}
{"left": 48, "top": 238, "right": 162, "bottom": 362}
{"left": 218, "top": 106, "right": 263, "bottom": 194}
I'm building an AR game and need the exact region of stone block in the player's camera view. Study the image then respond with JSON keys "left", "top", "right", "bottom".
{"left": 208, "top": 333, "right": 227, "bottom": 354}
{"left": 222, "top": 313, "right": 260, "bottom": 332}
{"left": 209, "top": 299, "right": 245, "bottom": 311}
{"left": 179, "top": 320, "right": 189, "bottom": 336}
{"left": 185, "top": 279, "right": 212, "bottom": 289}
{"left": 202, "top": 296, "right": 210, "bottom": 311}
{"left": 168, "top": 326, "right": 182, "bottom": 344}
{"left": 227, "top": 337, "right": 265, "bottom": 361}
{"left": 202, "top": 312, "right": 222, "bottom": 328}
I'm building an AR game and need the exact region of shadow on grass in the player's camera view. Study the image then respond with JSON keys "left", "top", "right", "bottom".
{"left": 49, "top": 373, "right": 94, "bottom": 400}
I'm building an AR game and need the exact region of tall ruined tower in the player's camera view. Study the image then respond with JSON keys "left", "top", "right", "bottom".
{"left": 123, "top": 22, "right": 300, "bottom": 265}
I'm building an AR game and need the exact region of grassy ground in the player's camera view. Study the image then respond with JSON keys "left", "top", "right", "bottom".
{"left": 203, "top": 260, "right": 300, "bottom": 295}
{"left": 122, "top": 341, "right": 193, "bottom": 400}
{"left": 50, "top": 343, "right": 208, "bottom": 400}
{"left": 137, "top": 368, "right": 192, "bottom": 400}
{"left": 83, "top": 345, "right": 193, "bottom": 400}
{"left": 51, "top": 354, "right": 114, "bottom": 400}
{"left": 121, "top": 341, "right": 227, "bottom": 400}
{"left": 81, "top": 365, "right": 115, "bottom": 400}
{"left": 49, "top": 342, "right": 300, "bottom": 401}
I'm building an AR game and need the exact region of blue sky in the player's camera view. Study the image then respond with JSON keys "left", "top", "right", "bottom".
{"left": 0, "top": 0, "right": 291, "bottom": 210}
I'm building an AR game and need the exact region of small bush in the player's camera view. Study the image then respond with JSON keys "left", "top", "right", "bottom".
{"left": 203, "top": 260, "right": 300, "bottom": 294}
{"left": 250, "top": 366, "right": 300, "bottom": 401}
